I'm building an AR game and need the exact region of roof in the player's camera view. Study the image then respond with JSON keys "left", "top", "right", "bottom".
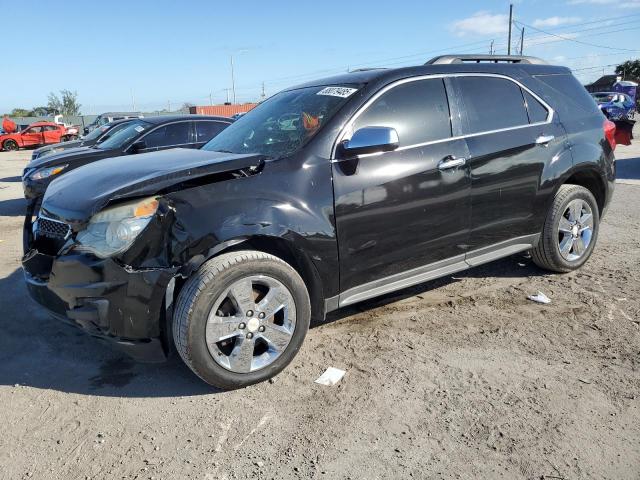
{"left": 29, "top": 121, "right": 59, "bottom": 126}
{"left": 288, "top": 60, "right": 569, "bottom": 91}
{"left": 140, "top": 114, "right": 233, "bottom": 125}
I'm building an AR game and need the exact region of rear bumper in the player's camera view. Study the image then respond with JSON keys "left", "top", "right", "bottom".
{"left": 22, "top": 249, "right": 177, "bottom": 363}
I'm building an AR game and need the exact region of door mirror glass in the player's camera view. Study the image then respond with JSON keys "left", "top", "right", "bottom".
{"left": 342, "top": 126, "right": 399, "bottom": 156}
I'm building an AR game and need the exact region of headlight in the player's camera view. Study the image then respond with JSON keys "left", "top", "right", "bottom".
{"left": 30, "top": 164, "right": 68, "bottom": 181}
{"left": 75, "top": 196, "right": 159, "bottom": 258}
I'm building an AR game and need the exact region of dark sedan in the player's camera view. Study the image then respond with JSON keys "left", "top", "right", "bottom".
{"left": 22, "top": 115, "right": 232, "bottom": 203}
{"left": 31, "top": 118, "right": 136, "bottom": 161}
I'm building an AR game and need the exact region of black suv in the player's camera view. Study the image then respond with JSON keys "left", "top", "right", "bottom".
{"left": 22, "top": 55, "right": 616, "bottom": 389}
{"left": 22, "top": 115, "right": 232, "bottom": 204}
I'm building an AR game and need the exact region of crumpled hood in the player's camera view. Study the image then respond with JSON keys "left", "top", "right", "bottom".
{"left": 27, "top": 146, "right": 106, "bottom": 169}
{"left": 42, "top": 148, "right": 264, "bottom": 223}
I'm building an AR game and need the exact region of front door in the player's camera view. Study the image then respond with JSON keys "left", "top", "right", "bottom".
{"left": 21, "top": 126, "right": 44, "bottom": 146}
{"left": 136, "top": 121, "right": 192, "bottom": 153}
{"left": 332, "top": 77, "right": 471, "bottom": 295}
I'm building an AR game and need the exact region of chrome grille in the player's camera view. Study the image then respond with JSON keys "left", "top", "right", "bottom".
{"left": 36, "top": 216, "right": 71, "bottom": 240}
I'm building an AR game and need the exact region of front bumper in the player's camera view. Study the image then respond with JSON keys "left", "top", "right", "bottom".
{"left": 22, "top": 248, "right": 176, "bottom": 362}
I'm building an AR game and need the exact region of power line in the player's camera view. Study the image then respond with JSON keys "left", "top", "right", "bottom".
{"left": 513, "top": 19, "right": 639, "bottom": 52}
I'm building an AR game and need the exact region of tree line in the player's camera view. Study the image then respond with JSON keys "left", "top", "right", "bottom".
{"left": 4, "top": 90, "right": 81, "bottom": 117}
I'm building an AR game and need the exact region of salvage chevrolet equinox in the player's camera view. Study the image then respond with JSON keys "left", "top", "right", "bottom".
{"left": 23, "top": 55, "right": 616, "bottom": 389}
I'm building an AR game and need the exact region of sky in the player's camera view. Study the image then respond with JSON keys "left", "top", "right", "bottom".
{"left": 1, "top": 0, "right": 639, "bottom": 114}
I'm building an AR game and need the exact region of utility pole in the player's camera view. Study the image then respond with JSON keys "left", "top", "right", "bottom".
{"left": 167, "top": 100, "right": 171, "bottom": 112}
{"left": 230, "top": 55, "right": 236, "bottom": 105}
{"left": 131, "top": 89, "right": 136, "bottom": 111}
{"left": 507, "top": 4, "right": 513, "bottom": 55}
{"left": 209, "top": 92, "right": 213, "bottom": 106}
{"left": 519, "top": 27, "right": 525, "bottom": 55}
{"left": 490, "top": 40, "right": 494, "bottom": 55}
{"left": 224, "top": 88, "right": 230, "bottom": 104}
{"left": 261, "top": 82, "right": 266, "bottom": 99}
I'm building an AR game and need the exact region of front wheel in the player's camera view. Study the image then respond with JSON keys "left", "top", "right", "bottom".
{"left": 3, "top": 139, "right": 18, "bottom": 151}
{"left": 173, "top": 250, "right": 311, "bottom": 389}
{"left": 531, "top": 184, "right": 600, "bottom": 273}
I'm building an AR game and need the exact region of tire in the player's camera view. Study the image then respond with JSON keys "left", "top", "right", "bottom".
{"left": 3, "top": 140, "right": 18, "bottom": 151}
{"left": 173, "top": 250, "right": 311, "bottom": 389}
{"left": 531, "top": 184, "right": 600, "bottom": 273}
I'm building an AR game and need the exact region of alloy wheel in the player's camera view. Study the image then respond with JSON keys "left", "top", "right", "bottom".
{"left": 205, "top": 275, "right": 297, "bottom": 373}
{"left": 557, "top": 199, "right": 594, "bottom": 262}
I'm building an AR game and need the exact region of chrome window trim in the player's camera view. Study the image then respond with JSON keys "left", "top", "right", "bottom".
{"left": 331, "top": 73, "right": 555, "bottom": 159}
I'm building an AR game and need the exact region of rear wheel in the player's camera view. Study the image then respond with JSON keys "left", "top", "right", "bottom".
{"left": 173, "top": 250, "right": 310, "bottom": 389}
{"left": 3, "top": 140, "right": 18, "bottom": 151}
{"left": 531, "top": 184, "right": 600, "bottom": 272}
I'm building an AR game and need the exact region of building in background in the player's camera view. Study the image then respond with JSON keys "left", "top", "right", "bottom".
{"left": 189, "top": 103, "right": 258, "bottom": 117}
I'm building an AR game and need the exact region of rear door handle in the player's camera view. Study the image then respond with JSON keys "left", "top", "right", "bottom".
{"left": 535, "top": 134, "right": 555, "bottom": 145}
{"left": 438, "top": 155, "right": 466, "bottom": 170}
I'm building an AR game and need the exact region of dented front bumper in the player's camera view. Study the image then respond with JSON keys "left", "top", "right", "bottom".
{"left": 22, "top": 248, "right": 177, "bottom": 362}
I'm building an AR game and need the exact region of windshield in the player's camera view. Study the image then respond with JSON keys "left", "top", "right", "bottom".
{"left": 202, "top": 85, "right": 360, "bottom": 158}
{"left": 96, "top": 119, "right": 151, "bottom": 150}
{"left": 83, "top": 124, "right": 110, "bottom": 141}
{"left": 591, "top": 93, "right": 615, "bottom": 104}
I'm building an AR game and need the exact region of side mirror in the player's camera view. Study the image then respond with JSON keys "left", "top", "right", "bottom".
{"left": 130, "top": 140, "right": 147, "bottom": 153}
{"left": 342, "top": 126, "right": 399, "bottom": 157}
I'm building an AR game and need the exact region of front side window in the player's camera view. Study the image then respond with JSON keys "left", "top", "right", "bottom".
{"left": 142, "top": 122, "right": 191, "bottom": 148}
{"left": 95, "top": 119, "right": 151, "bottom": 150}
{"left": 456, "top": 76, "right": 529, "bottom": 135}
{"left": 203, "top": 84, "right": 359, "bottom": 158}
{"left": 352, "top": 78, "right": 452, "bottom": 147}
{"left": 25, "top": 126, "right": 43, "bottom": 134}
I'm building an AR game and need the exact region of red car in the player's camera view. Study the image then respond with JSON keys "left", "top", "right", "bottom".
{"left": 1, "top": 122, "right": 70, "bottom": 151}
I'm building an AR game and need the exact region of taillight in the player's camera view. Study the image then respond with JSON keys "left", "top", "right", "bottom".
{"left": 604, "top": 119, "right": 616, "bottom": 151}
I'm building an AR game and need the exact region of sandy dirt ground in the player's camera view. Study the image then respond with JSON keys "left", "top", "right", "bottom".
{"left": 0, "top": 133, "right": 638, "bottom": 480}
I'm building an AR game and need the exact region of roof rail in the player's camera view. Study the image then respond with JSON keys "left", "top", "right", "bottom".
{"left": 349, "top": 67, "right": 388, "bottom": 72}
{"left": 426, "top": 55, "right": 547, "bottom": 65}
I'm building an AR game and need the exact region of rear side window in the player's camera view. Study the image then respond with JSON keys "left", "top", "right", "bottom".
{"left": 353, "top": 78, "right": 451, "bottom": 147}
{"left": 195, "top": 121, "right": 228, "bottom": 142}
{"left": 143, "top": 122, "right": 190, "bottom": 148}
{"left": 534, "top": 74, "right": 600, "bottom": 114}
{"left": 455, "top": 77, "right": 529, "bottom": 135}
{"left": 523, "top": 90, "right": 549, "bottom": 123}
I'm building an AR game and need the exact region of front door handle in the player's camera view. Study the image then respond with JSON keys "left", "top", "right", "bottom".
{"left": 438, "top": 155, "right": 466, "bottom": 171}
{"left": 535, "top": 134, "right": 555, "bottom": 145}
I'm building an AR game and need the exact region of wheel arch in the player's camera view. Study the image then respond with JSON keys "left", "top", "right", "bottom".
{"left": 562, "top": 167, "right": 607, "bottom": 215}
{"left": 172, "top": 234, "right": 326, "bottom": 323}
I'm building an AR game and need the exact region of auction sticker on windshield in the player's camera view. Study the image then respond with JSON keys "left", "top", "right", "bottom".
{"left": 316, "top": 86, "right": 358, "bottom": 98}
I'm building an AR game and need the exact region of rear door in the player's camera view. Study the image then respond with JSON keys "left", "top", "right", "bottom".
{"left": 42, "top": 125, "right": 61, "bottom": 144}
{"left": 21, "top": 126, "right": 44, "bottom": 146}
{"left": 451, "top": 75, "right": 567, "bottom": 254}
{"left": 332, "top": 77, "right": 471, "bottom": 294}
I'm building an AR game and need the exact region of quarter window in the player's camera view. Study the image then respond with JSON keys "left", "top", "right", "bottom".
{"left": 195, "top": 121, "right": 228, "bottom": 142}
{"left": 523, "top": 90, "right": 549, "bottom": 123}
{"left": 456, "top": 77, "right": 529, "bottom": 135}
{"left": 143, "top": 122, "right": 190, "bottom": 148}
{"left": 353, "top": 78, "right": 452, "bottom": 147}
